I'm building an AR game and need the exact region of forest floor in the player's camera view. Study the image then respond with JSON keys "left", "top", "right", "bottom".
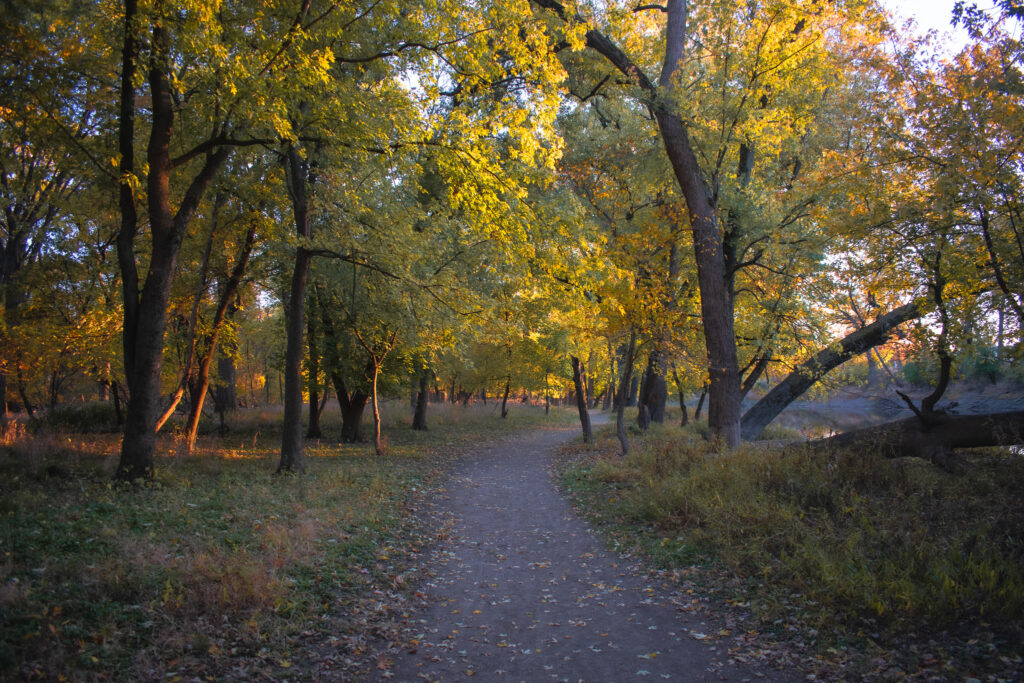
{"left": 355, "top": 420, "right": 798, "bottom": 682}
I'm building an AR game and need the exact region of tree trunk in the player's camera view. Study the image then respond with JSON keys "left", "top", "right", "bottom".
{"left": 821, "top": 410, "right": 1024, "bottom": 472}
{"left": 617, "top": 331, "right": 637, "bottom": 456}
{"left": 671, "top": 363, "right": 688, "bottom": 427}
{"left": 627, "top": 375, "right": 639, "bottom": 407}
{"left": 412, "top": 370, "right": 429, "bottom": 430}
{"left": 604, "top": 340, "right": 616, "bottom": 412}
{"left": 694, "top": 382, "right": 708, "bottom": 421}
{"left": 116, "top": 19, "right": 231, "bottom": 481}
{"left": 0, "top": 374, "right": 7, "bottom": 436}
{"left": 637, "top": 368, "right": 650, "bottom": 430}
{"left": 501, "top": 379, "right": 511, "bottom": 419}
{"left": 533, "top": 0, "right": 743, "bottom": 446}
{"left": 741, "top": 302, "right": 921, "bottom": 441}
{"left": 545, "top": 371, "right": 550, "bottom": 415}
{"left": 340, "top": 393, "right": 368, "bottom": 442}
{"left": 571, "top": 355, "right": 593, "bottom": 443}
{"left": 278, "top": 146, "right": 313, "bottom": 474}
{"left": 111, "top": 380, "right": 124, "bottom": 427}
{"left": 371, "top": 364, "right": 383, "bottom": 455}
{"left": 306, "top": 293, "right": 322, "bottom": 439}
{"left": 638, "top": 351, "right": 669, "bottom": 427}
{"left": 214, "top": 349, "right": 236, "bottom": 435}
{"left": 182, "top": 226, "right": 255, "bottom": 452}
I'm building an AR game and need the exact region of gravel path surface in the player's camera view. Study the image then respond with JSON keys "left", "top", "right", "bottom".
{"left": 383, "top": 425, "right": 791, "bottom": 682}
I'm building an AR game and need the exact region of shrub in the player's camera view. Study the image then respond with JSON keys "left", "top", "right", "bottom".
{"left": 30, "top": 402, "right": 121, "bottom": 434}
{"left": 560, "top": 428, "right": 1024, "bottom": 642}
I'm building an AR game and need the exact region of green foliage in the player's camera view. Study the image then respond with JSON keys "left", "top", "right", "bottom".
{"left": 559, "top": 428, "right": 1024, "bottom": 672}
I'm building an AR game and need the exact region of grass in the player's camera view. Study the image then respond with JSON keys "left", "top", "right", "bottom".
{"left": 557, "top": 421, "right": 1024, "bottom": 679}
{"left": 0, "top": 400, "right": 575, "bottom": 680}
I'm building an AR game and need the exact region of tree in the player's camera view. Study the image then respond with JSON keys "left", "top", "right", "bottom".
{"left": 536, "top": 0, "right": 893, "bottom": 446}
{"left": 112, "top": 0, "right": 320, "bottom": 480}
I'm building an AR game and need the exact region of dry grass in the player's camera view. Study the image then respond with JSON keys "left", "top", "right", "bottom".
{"left": 558, "top": 421, "right": 1024, "bottom": 679}
{"left": 0, "top": 401, "right": 576, "bottom": 680}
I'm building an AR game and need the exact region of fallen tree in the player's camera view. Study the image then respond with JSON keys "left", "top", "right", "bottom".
{"left": 820, "top": 410, "right": 1024, "bottom": 471}
{"left": 741, "top": 302, "right": 922, "bottom": 441}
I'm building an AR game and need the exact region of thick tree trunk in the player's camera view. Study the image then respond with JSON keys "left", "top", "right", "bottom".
{"left": 412, "top": 370, "right": 429, "bottom": 430}
{"left": 571, "top": 355, "right": 593, "bottom": 443}
{"left": 821, "top": 411, "right": 1024, "bottom": 471}
{"left": 278, "top": 146, "right": 313, "bottom": 474}
{"left": 741, "top": 302, "right": 921, "bottom": 441}
{"left": 340, "top": 393, "right": 368, "bottom": 442}
{"left": 116, "top": 20, "right": 230, "bottom": 481}
{"left": 638, "top": 351, "right": 668, "bottom": 427}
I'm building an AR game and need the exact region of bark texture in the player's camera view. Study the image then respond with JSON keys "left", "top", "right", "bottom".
{"left": 822, "top": 411, "right": 1024, "bottom": 471}
{"left": 278, "top": 146, "right": 312, "bottom": 473}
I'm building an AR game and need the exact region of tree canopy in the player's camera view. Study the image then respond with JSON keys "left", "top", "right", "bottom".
{"left": 1, "top": 0, "right": 1022, "bottom": 476}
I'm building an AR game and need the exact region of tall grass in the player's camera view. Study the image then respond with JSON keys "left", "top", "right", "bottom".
{"left": 559, "top": 423, "right": 1024, "bottom": 667}
{"left": 0, "top": 401, "right": 575, "bottom": 680}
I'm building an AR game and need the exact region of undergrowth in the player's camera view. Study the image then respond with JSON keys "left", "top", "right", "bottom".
{"left": 558, "top": 423, "right": 1024, "bottom": 678}
{"left": 0, "top": 402, "right": 574, "bottom": 680}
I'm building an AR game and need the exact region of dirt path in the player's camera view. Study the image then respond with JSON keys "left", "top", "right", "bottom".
{"left": 380, "top": 426, "right": 791, "bottom": 682}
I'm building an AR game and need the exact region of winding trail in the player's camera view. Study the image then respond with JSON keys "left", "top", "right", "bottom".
{"left": 383, "top": 425, "right": 791, "bottom": 682}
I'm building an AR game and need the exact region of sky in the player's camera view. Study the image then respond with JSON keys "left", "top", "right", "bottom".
{"left": 882, "top": 0, "right": 974, "bottom": 53}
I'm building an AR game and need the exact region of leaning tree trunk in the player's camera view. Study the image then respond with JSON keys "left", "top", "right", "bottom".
{"left": 571, "top": 355, "right": 593, "bottom": 443}
{"left": 741, "top": 302, "right": 921, "bottom": 441}
{"left": 412, "top": 370, "right": 429, "bottom": 431}
{"left": 694, "top": 382, "right": 708, "bottom": 421}
{"left": 181, "top": 227, "right": 255, "bottom": 452}
{"left": 821, "top": 410, "right": 1024, "bottom": 472}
